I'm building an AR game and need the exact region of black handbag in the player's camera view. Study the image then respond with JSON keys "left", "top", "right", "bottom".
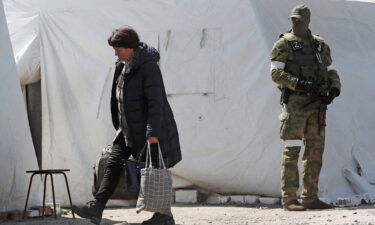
{"left": 92, "top": 146, "right": 140, "bottom": 200}
{"left": 124, "top": 159, "right": 145, "bottom": 192}
{"left": 124, "top": 144, "right": 147, "bottom": 193}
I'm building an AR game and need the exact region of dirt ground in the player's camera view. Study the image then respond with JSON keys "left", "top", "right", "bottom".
{"left": 2, "top": 203, "right": 375, "bottom": 225}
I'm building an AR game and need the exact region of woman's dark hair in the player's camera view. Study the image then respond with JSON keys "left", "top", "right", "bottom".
{"left": 107, "top": 26, "right": 140, "bottom": 50}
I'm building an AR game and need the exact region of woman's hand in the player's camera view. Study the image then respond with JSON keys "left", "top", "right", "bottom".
{"left": 148, "top": 137, "right": 159, "bottom": 143}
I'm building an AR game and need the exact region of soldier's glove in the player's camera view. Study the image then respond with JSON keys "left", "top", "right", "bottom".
{"left": 322, "top": 88, "right": 340, "bottom": 105}
{"left": 296, "top": 79, "right": 319, "bottom": 94}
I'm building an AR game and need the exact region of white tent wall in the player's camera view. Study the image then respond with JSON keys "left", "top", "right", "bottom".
{"left": 3, "top": 0, "right": 375, "bottom": 206}
{"left": 34, "top": 0, "right": 276, "bottom": 203}
{"left": 0, "top": 1, "right": 41, "bottom": 212}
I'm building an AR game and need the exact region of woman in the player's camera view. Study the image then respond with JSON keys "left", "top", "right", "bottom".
{"left": 72, "top": 26, "right": 181, "bottom": 225}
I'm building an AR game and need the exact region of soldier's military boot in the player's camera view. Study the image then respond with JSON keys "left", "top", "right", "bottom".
{"left": 283, "top": 200, "right": 306, "bottom": 211}
{"left": 302, "top": 199, "right": 333, "bottom": 209}
{"left": 71, "top": 199, "right": 105, "bottom": 224}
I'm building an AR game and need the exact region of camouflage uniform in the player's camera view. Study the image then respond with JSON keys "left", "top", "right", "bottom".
{"left": 269, "top": 22, "right": 341, "bottom": 204}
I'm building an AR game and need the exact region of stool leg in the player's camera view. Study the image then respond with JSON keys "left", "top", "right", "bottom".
{"left": 42, "top": 173, "right": 48, "bottom": 218}
{"left": 60, "top": 172, "right": 75, "bottom": 218}
{"left": 49, "top": 173, "right": 57, "bottom": 219}
{"left": 23, "top": 173, "right": 37, "bottom": 219}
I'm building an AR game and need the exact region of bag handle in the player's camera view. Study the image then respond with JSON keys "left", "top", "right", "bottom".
{"left": 145, "top": 141, "right": 166, "bottom": 169}
{"left": 157, "top": 142, "right": 166, "bottom": 168}
{"left": 135, "top": 143, "right": 147, "bottom": 163}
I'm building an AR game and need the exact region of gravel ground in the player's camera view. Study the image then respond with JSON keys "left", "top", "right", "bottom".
{"left": 1, "top": 203, "right": 375, "bottom": 225}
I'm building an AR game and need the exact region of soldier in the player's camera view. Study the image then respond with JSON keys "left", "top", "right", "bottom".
{"left": 269, "top": 5, "right": 341, "bottom": 211}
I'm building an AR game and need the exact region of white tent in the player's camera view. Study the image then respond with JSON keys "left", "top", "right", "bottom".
{"left": 2, "top": 0, "right": 375, "bottom": 208}
{"left": 0, "top": 0, "right": 41, "bottom": 212}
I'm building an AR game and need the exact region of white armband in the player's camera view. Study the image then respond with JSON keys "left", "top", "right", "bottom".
{"left": 270, "top": 61, "right": 285, "bottom": 72}
{"left": 327, "top": 65, "right": 336, "bottom": 71}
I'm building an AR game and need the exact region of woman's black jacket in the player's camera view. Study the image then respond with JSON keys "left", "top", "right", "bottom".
{"left": 110, "top": 43, "right": 181, "bottom": 168}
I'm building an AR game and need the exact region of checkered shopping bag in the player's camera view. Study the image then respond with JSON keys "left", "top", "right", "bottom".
{"left": 136, "top": 142, "right": 172, "bottom": 215}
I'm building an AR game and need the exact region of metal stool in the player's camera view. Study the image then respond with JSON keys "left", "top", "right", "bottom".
{"left": 23, "top": 169, "right": 75, "bottom": 219}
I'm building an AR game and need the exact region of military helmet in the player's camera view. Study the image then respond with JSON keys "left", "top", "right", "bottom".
{"left": 290, "top": 5, "right": 311, "bottom": 21}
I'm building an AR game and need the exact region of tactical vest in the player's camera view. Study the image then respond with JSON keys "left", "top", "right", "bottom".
{"left": 282, "top": 32, "right": 329, "bottom": 95}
